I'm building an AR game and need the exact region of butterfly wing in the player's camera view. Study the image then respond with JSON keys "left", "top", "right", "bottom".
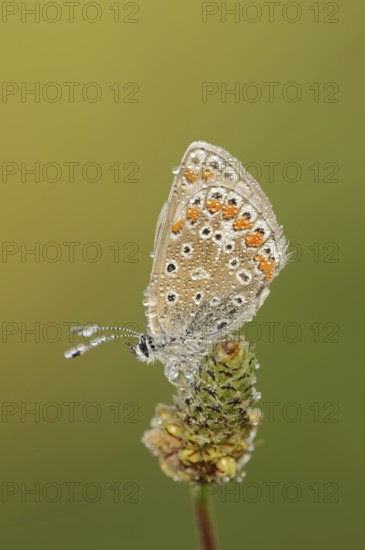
{"left": 145, "top": 141, "right": 287, "bottom": 341}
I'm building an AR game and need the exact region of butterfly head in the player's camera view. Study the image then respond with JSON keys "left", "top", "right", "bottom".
{"left": 130, "top": 334, "right": 157, "bottom": 364}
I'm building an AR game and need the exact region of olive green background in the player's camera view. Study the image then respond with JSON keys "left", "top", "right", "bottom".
{"left": 0, "top": 1, "right": 363, "bottom": 548}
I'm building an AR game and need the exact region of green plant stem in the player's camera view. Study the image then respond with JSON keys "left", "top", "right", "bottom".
{"left": 191, "top": 486, "right": 219, "bottom": 550}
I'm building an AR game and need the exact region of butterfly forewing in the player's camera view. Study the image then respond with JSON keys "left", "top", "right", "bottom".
{"left": 145, "top": 142, "right": 287, "bottom": 341}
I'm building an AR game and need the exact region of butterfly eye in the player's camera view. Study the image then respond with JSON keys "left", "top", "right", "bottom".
{"left": 146, "top": 335, "right": 156, "bottom": 350}
{"left": 138, "top": 337, "right": 149, "bottom": 357}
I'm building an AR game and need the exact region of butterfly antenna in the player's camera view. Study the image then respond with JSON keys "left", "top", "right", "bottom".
{"left": 64, "top": 325, "right": 140, "bottom": 359}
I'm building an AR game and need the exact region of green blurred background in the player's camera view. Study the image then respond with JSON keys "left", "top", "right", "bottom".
{"left": 0, "top": 1, "right": 363, "bottom": 548}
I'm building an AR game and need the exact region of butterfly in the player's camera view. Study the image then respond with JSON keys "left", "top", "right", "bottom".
{"left": 65, "top": 142, "right": 287, "bottom": 383}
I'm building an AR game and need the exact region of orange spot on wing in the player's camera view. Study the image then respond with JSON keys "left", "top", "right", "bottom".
{"left": 245, "top": 231, "right": 265, "bottom": 248}
{"left": 184, "top": 169, "right": 198, "bottom": 183}
{"left": 233, "top": 216, "right": 253, "bottom": 231}
{"left": 206, "top": 199, "right": 222, "bottom": 213}
{"left": 172, "top": 219, "right": 184, "bottom": 234}
{"left": 222, "top": 205, "right": 239, "bottom": 220}
{"left": 255, "top": 254, "right": 275, "bottom": 280}
{"left": 187, "top": 207, "right": 201, "bottom": 222}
